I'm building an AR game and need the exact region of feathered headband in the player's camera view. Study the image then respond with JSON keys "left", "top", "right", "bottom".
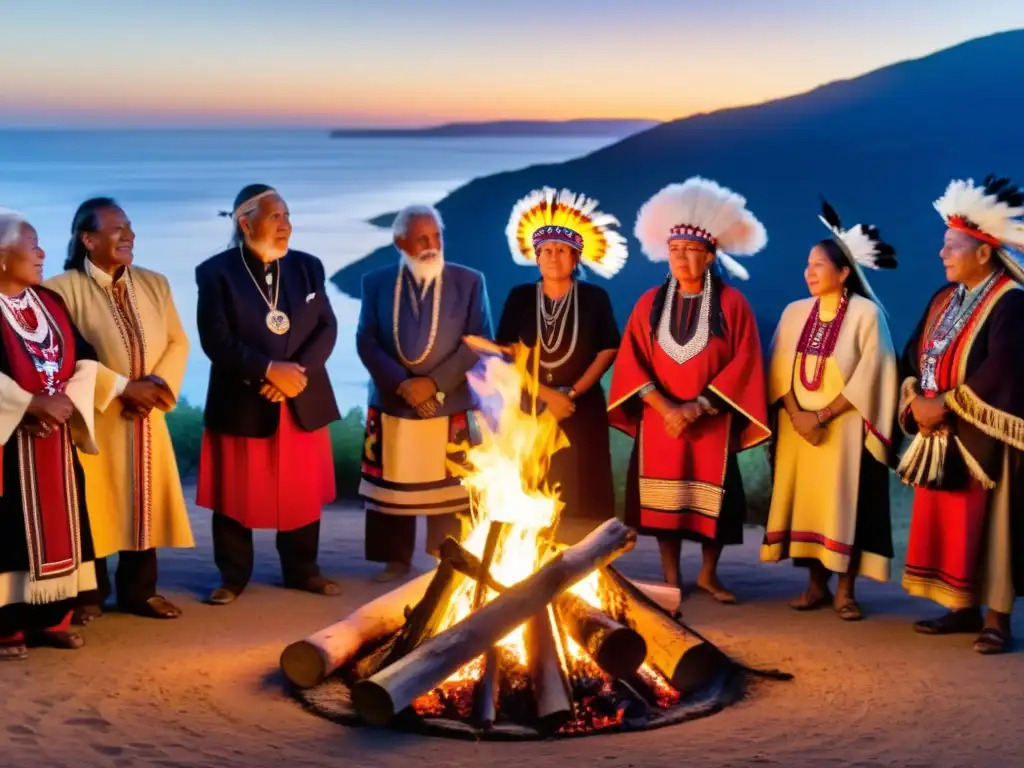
{"left": 934, "top": 175, "right": 1024, "bottom": 249}
{"left": 818, "top": 198, "right": 897, "bottom": 305}
{"left": 634, "top": 177, "right": 767, "bottom": 280}
{"left": 506, "top": 187, "right": 628, "bottom": 279}
{"left": 934, "top": 175, "right": 1024, "bottom": 285}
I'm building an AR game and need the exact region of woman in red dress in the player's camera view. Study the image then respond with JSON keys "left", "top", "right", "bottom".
{"left": 608, "top": 178, "right": 771, "bottom": 605}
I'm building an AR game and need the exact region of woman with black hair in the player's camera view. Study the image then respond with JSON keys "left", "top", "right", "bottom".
{"left": 495, "top": 188, "right": 625, "bottom": 525}
{"left": 760, "top": 202, "right": 899, "bottom": 621}
{"left": 608, "top": 178, "right": 771, "bottom": 605}
{"left": 45, "top": 197, "right": 193, "bottom": 624}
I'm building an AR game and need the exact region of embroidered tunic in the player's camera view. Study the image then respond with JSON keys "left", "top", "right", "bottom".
{"left": 607, "top": 277, "right": 770, "bottom": 541}
{"left": 0, "top": 287, "right": 98, "bottom": 608}
{"left": 44, "top": 263, "right": 194, "bottom": 556}
{"left": 761, "top": 293, "right": 898, "bottom": 580}
{"left": 898, "top": 272, "right": 1024, "bottom": 612}
{"left": 356, "top": 262, "right": 493, "bottom": 517}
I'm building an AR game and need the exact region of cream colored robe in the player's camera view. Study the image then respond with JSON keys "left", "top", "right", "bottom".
{"left": 44, "top": 263, "right": 194, "bottom": 558}
{"left": 762, "top": 294, "right": 898, "bottom": 580}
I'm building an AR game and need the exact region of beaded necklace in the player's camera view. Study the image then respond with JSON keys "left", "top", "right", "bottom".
{"left": 535, "top": 280, "right": 578, "bottom": 382}
{"left": 393, "top": 266, "right": 442, "bottom": 368}
{"left": 795, "top": 291, "right": 849, "bottom": 391}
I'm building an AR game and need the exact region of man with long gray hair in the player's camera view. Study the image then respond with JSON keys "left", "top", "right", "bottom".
{"left": 356, "top": 204, "right": 493, "bottom": 581}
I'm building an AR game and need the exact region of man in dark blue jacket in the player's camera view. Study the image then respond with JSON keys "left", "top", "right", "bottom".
{"left": 195, "top": 184, "right": 341, "bottom": 605}
{"left": 357, "top": 204, "right": 493, "bottom": 581}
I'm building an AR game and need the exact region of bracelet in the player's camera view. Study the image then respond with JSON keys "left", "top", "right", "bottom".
{"left": 815, "top": 406, "right": 832, "bottom": 426}
{"left": 567, "top": 387, "right": 578, "bottom": 401}
{"left": 637, "top": 383, "right": 657, "bottom": 399}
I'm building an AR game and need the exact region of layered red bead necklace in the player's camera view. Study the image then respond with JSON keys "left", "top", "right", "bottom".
{"left": 795, "top": 291, "right": 849, "bottom": 391}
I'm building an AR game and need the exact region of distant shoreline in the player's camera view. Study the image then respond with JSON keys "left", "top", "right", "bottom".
{"left": 330, "top": 118, "right": 657, "bottom": 139}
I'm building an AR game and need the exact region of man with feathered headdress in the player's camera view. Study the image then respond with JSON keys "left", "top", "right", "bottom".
{"left": 356, "top": 204, "right": 493, "bottom": 582}
{"left": 898, "top": 175, "right": 1024, "bottom": 654}
{"left": 761, "top": 201, "right": 899, "bottom": 621}
{"left": 608, "top": 177, "right": 770, "bottom": 604}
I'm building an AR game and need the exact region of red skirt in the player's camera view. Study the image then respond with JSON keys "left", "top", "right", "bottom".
{"left": 196, "top": 406, "right": 335, "bottom": 531}
{"left": 902, "top": 483, "right": 988, "bottom": 610}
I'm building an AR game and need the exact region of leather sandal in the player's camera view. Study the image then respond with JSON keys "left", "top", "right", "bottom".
{"left": 125, "top": 595, "right": 182, "bottom": 619}
{"left": 789, "top": 588, "right": 834, "bottom": 611}
{"left": 914, "top": 609, "right": 983, "bottom": 635}
{"left": 973, "top": 627, "right": 1012, "bottom": 655}
{"left": 0, "top": 642, "right": 28, "bottom": 661}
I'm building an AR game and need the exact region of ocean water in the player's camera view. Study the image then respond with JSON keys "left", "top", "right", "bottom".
{"left": 0, "top": 130, "right": 612, "bottom": 411}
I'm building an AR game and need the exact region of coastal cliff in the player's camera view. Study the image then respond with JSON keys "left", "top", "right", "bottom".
{"left": 333, "top": 30, "right": 1024, "bottom": 347}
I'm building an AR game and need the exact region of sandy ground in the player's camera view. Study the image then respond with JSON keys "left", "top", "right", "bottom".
{"left": 2, "top": 491, "right": 1022, "bottom": 768}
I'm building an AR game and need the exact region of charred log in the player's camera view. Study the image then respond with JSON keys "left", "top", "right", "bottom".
{"left": 441, "top": 536, "right": 646, "bottom": 680}
{"left": 279, "top": 570, "right": 434, "bottom": 689}
{"left": 526, "top": 606, "right": 573, "bottom": 735}
{"left": 601, "top": 566, "right": 731, "bottom": 693}
{"left": 351, "top": 519, "right": 636, "bottom": 726}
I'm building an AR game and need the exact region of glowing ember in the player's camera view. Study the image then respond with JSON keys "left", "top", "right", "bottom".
{"left": 399, "top": 342, "right": 682, "bottom": 732}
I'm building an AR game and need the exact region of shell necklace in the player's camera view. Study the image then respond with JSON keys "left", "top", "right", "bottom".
{"left": 656, "top": 272, "right": 711, "bottom": 365}
{"left": 536, "top": 280, "right": 578, "bottom": 382}
{"left": 393, "top": 266, "right": 442, "bottom": 367}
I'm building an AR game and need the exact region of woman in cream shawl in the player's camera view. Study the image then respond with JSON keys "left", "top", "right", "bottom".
{"left": 761, "top": 203, "right": 899, "bottom": 620}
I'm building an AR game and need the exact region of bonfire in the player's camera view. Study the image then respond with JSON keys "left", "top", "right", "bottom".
{"left": 281, "top": 342, "right": 749, "bottom": 739}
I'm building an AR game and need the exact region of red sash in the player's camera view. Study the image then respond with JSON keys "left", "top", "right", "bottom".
{"left": 0, "top": 289, "right": 82, "bottom": 586}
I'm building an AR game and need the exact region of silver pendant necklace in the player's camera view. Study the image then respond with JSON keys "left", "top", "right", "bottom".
{"left": 239, "top": 245, "right": 290, "bottom": 335}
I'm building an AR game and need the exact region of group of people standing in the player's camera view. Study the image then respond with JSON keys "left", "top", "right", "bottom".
{"left": 0, "top": 185, "right": 343, "bottom": 660}
{"left": 1, "top": 170, "right": 1021, "bottom": 663}
{"left": 359, "top": 173, "right": 1024, "bottom": 657}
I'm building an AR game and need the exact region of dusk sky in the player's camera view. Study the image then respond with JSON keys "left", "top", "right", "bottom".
{"left": 3, "top": 0, "right": 1023, "bottom": 127}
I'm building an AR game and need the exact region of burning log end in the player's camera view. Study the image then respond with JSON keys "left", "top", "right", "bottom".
{"left": 351, "top": 519, "right": 634, "bottom": 727}
{"left": 279, "top": 641, "right": 326, "bottom": 690}
{"left": 601, "top": 566, "right": 732, "bottom": 694}
{"left": 556, "top": 594, "right": 647, "bottom": 680}
{"left": 279, "top": 570, "right": 434, "bottom": 689}
{"left": 527, "top": 609, "right": 573, "bottom": 736}
{"left": 588, "top": 626, "right": 647, "bottom": 680}
{"left": 351, "top": 679, "right": 398, "bottom": 726}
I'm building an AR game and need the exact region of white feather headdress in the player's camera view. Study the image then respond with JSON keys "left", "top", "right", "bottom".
{"left": 506, "top": 187, "right": 628, "bottom": 279}
{"left": 934, "top": 176, "right": 1024, "bottom": 250}
{"left": 633, "top": 177, "right": 767, "bottom": 280}
{"left": 817, "top": 199, "right": 897, "bottom": 306}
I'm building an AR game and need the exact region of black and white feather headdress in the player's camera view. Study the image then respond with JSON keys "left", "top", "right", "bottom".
{"left": 934, "top": 175, "right": 1024, "bottom": 284}
{"left": 818, "top": 198, "right": 897, "bottom": 305}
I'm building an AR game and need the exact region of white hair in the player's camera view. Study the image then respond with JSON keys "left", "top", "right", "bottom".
{"left": 0, "top": 208, "right": 28, "bottom": 249}
{"left": 392, "top": 204, "right": 443, "bottom": 239}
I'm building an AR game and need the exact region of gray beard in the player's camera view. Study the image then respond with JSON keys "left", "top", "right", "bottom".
{"left": 401, "top": 250, "right": 444, "bottom": 289}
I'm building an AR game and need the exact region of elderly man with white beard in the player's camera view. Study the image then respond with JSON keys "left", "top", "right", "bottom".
{"left": 356, "top": 204, "right": 493, "bottom": 581}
